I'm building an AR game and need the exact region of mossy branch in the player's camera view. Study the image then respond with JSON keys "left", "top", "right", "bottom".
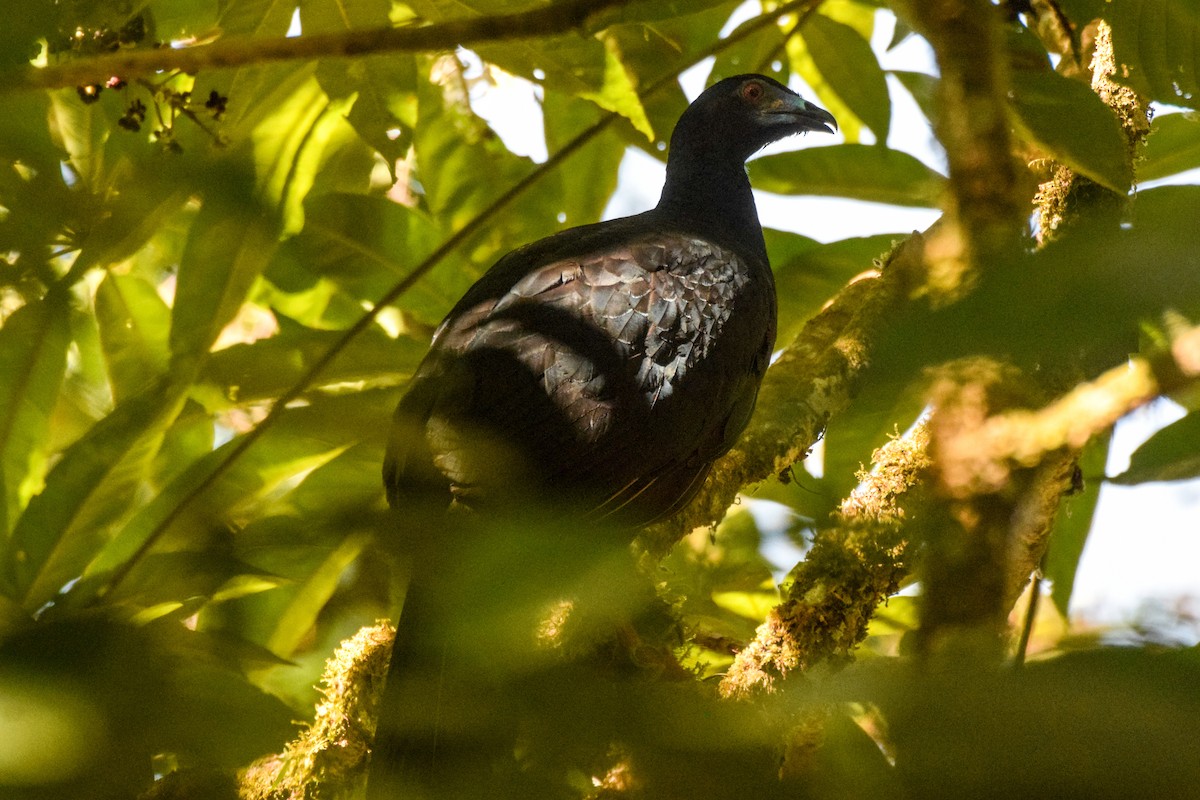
{"left": 720, "top": 423, "right": 930, "bottom": 699}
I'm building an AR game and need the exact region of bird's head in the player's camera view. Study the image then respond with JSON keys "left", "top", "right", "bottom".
{"left": 671, "top": 74, "right": 837, "bottom": 163}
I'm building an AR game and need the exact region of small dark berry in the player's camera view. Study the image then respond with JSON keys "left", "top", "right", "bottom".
{"left": 77, "top": 84, "right": 102, "bottom": 103}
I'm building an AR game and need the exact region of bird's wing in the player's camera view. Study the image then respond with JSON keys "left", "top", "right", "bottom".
{"left": 388, "top": 230, "right": 771, "bottom": 524}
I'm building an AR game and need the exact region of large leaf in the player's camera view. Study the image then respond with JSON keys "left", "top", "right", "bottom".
{"left": 1009, "top": 67, "right": 1132, "bottom": 193}
{"left": 890, "top": 69, "right": 938, "bottom": 125}
{"left": 1110, "top": 410, "right": 1200, "bottom": 484}
{"left": 801, "top": 11, "right": 891, "bottom": 143}
{"left": 6, "top": 380, "right": 189, "bottom": 611}
{"left": 1139, "top": 112, "right": 1200, "bottom": 182}
{"left": 200, "top": 321, "right": 428, "bottom": 404}
{"left": 578, "top": 33, "right": 655, "bottom": 141}
{"left": 266, "top": 191, "right": 449, "bottom": 325}
{"left": 169, "top": 186, "right": 280, "bottom": 368}
{"left": 541, "top": 91, "right": 625, "bottom": 227}
{"left": 748, "top": 144, "right": 946, "bottom": 207}
{"left": 1110, "top": 0, "right": 1200, "bottom": 111}
{"left": 265, "top": 531, "right": 371, "bottom": 658}
{"left": 72, "top": 389, "right": 396, "bottom": 611}
{"left": 0, "top": 295, "right": 70, "bottom": 543}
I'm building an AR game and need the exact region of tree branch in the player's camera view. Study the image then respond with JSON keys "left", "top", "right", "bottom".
{"left": 720, "top": 422, "right": 929, "bottom": 699}
{"left": 10, "top": 0, "right": 625, "bottom": 94}
{"left": 893, "top": 0, "right": 1025, "bottom": 298}
{"left": 643, "top": 231, "right": 928, "bottom": 554}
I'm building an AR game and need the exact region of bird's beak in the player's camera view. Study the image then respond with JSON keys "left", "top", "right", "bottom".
{"left": 768, "top": 96, "right": 838, "bottom": 135}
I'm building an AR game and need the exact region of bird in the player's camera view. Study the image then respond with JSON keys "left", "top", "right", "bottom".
{"left": 370, "top": 74, "right": 836, "bottom": 798}
{"left": 383, "top": 74, "right": 836, "bottom": 528}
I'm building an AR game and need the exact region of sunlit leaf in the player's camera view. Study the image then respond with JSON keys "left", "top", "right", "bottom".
{"left": 802, "top": 12, "right": 891, "bottom": 142}
{"left": 1139, "top": 112, "right": 1200, "bottom": 182}
{"left": 7, "top": 381, "right": 189, "bottom": 611}
{"left": 46, "top": 89, "right": 110, "bottom": 192}
{"left": 169, "top": 186, "right": 280, "bottom": 367}
{"left": 579, "top": 33, "right": 655, "bottom": 141}
{"left": 0, "top": 295, "right": 69, "bottom": 542}
{"left": 201, "top": 323, "right": 428, "bottom": 404}
{"left": 266, "top": 532, "right": 371, "bottom": 658}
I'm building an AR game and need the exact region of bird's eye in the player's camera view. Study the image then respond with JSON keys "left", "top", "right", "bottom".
{"left": 741, "top": 81, "right": 765, "bottom": 102}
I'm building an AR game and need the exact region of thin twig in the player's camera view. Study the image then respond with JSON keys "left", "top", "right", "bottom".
{"left": 10, "top": 0, "right": 625, "bottom": 94}
{"left": 1014, "top": 562, "right": 1044, "bottom": 668}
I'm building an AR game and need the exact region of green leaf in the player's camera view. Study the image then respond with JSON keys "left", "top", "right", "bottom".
{"left": 768, "top": 230, "right": 903, "bottom": 346}
{"left": 169, "top": 189, "right": 280, "bottom": 367}
{"left": 6, "top": 380, "right": 189, "bottom": 610}
{"left": 1110, "top": 410, "right": 1200, "bottom": 484}
{"left": 1110, "top": 0, "right": 1200, "bottom": 110}
{"left": 579, "top": 33, "right": 655, "bottom": 141}
{"left": 149, "top": 0, "right": 218, "bottom": 40}
{"left": 542, "top": 91, "right": 625, "bottom": 227}
{"left": 216, "top": 0, "right": 298, "bottom": 36}
{"left": 709, "top": 15, "right": 789, "bottom": 86}
{"left": 802, "top": 12, "right": 891, "bottom": 142}
{"left": 748, "top": 144, "right": 946, "bottom": 207}
{"left": 267, "top": 191, "right": 449, "bottom": 325}
{"left": 1139, "top": 112, "right": 1200, "bottom": 182}
{"left": 1045, "top": 434, "right": 1109, "bottom": 618}
{"left": 95, "top": 273, "right": 171, "bottom": 404}
{"left": 0, "top": 295, "right": 70, "bottom": 542}
{"left": 265, "top": 531, "right": 371, "bottom": 658}
{"left": 0, "top": 0, "right": 54, "bottom": 72}
{"left": 46, "top": 89, "right": 111, "bottom": 192}
{"left": 475, "top": 33, "right": 606, "bottom": 98}
{"left": 73, "top": 390, "right": 396, "bottom": 610}
{"left": 891, "top": 69, "right": 938, "bottom": 125}
{"left": 1009, "top": 67, "right": 1132, "bottom": 193}
{"left": 200, "top": 323, "right": 428, "bottom": 404}
{"left": 303, "top": 0, "right": 417, "bottom": 163}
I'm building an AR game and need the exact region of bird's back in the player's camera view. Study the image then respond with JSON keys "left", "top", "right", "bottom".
{"left": 384, "top": 209, "right": 776, "bottom": 527}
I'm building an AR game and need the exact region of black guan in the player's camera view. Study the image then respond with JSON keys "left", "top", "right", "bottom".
{"left": 370, "top": 74, "right": 836, "bottom": 797}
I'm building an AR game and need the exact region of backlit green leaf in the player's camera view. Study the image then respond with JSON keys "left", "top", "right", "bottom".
{"left": 802, "top": 12, "right": 891, "bottom": 142}
{"left": 749, "top": 144, "right": 945, "bottom": 206}
{"left": 1110, "top": 0, "right": 1200, "bottom": 110}
{"left": 1009, "top": 67, "right": 1132, "bottom": 193}
{"left": 1139, "top": 112, "right": 1200, "bottom": 182}
{"left": 0, "top": 295, "right": 69, "bottom": 542}
{"left": 1111, "top": 410, "right": 1200, "bottom": 484}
